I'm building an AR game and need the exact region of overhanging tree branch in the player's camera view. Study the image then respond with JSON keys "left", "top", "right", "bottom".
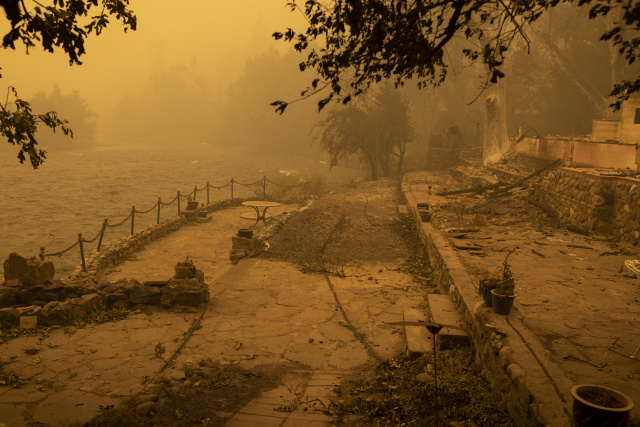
{"left": 0, "top": 0, "right": 136, "bottom": 168}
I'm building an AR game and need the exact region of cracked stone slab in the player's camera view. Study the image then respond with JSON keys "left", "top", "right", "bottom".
{"left": 33, "top": 388, "right": 121, "bottom": 426}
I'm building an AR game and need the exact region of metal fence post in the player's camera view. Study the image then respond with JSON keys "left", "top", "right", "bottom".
{"left": 231, "top": 178, "right": 234, "bottom": 200}
{"left": 206, "top": 181, "right": 210, "bottom": 205}
{"left": 194, "top": 185, "right": 198, "bottom": 201}
{"left": 97, "top": 219, "right": 107, "bottom": 252}
{"left": 157, "top": 197, "right": 161, "bottom": 224}
{"left": 263, "top": 176, "right": 267, "bottom": 198}
{"left": 177, "top": 191, "right": 181, "bottom": 215}
{"left": 131, "top": 206, "right": 135, "bottom": 235}
{"left": 78, "top": 233, "right": 86, "bottom": 272}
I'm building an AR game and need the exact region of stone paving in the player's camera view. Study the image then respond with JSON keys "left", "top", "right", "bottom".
{"left": 0, "top": 199, "right": 425, "bottom": 426}
{"left": 406, "top": 170, "right": 640, "bottom": 424}
{"left": 225, "top": 370, "right": 345, "bottom": 427}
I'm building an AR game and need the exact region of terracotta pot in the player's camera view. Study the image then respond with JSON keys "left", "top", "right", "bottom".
{"left": 571, "top": 384, "right": 634, "bottom": 427}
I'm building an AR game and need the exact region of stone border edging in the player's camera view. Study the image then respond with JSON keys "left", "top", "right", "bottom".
{"left": 402, "top": 176, "right": 574, "bottom": 427}
{"left": 74, "top": 216, "right": 187, "bottom": 281}
{"left": 70, "top": 199, "right": 247, "bottom": 282}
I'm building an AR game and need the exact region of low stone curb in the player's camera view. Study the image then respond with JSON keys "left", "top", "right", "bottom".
{"left": 402, "top": 175, "right": 574, "bottom": 426}
{"left": 73, "top": 198, "right": 247, "bottom": 282}
{"left": 0, "top": 277, "right": 209, "bottom": 328}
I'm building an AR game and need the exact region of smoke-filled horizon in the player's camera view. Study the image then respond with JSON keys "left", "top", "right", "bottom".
{"left": 0, "top": 1, "right": 307, "bottom": 140}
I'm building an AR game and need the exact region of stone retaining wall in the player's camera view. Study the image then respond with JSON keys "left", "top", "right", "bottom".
{"left": 72, "top": 198, "right": 244, "bottom": 282}
{"left": 0, "top": 278, "right": 209, "bottom": 328}
{"left": 77, "top": 216, "right": 186, "bottom": 281}
{"left": 534, "top": 168, "right": 640, "bottom": 242}
{"left": 517, "top": 137, "right": 639, "bottom": 169}
{"left": 0, "top": 200, "right": 245, "bottom": 329}
{"left": 403, "top": 178, "right": 570, "bottom": 426}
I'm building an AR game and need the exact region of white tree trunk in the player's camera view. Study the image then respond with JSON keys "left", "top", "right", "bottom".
{"left": 483, "top": 81, "right": 510, "bottom": 164}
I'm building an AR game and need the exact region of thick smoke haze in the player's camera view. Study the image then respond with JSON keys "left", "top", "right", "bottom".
{"left": 0, "top": 1, "right": 310, "bottom": 150}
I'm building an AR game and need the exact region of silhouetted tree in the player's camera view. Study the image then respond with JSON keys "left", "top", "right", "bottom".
{"left": 317, "top": 83, "right": 414, "bottom": 179}
{"left": 30, "top": 85, "right": 97, "bottom": 146}
{"left": 273, "top": 0, "right": 640, "bottom": 162}
{"left": 108, "top": 61, "right": 218, "bottom": 145}
{"left": 371, "top": 83, "right": 414, "bottom": 174}
{"left": 221, "top": 47, "right": 319, "bottom": 152}
{"left": 0, "top": 0, "right": 136, "bottom": 168}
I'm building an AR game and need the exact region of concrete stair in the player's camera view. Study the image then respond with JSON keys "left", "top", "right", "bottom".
{"left": 427, "top": 294, "right": 470, "bottom": 350}
{"left": 402, "top": 308, "right": 434, "bottom": 358}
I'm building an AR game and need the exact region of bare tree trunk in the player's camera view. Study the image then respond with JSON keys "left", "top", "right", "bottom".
{"left": 397, "top": 151, "right": 405, "bottom": 173}
{"left": 364, "top": 151, "right": 379, "bottom": 180}
{"left": 483, "top": 81, "right": 510, "bottom": 164}
{"left": 380, "top": 151, "right": 391, "bottom": 177}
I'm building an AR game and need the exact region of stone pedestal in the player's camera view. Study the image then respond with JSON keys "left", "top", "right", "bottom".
{"left": 229, "top": 236, "right": 264, "bottom": 263}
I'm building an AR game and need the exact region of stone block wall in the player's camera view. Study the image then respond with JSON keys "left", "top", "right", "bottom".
{"left": 76, "top": 216, "right": 186, "bottom": 281}
{"left": 404, "top": 180, "right": 569, "bottom": 426}
{"left": 619, "top": 95, "right": 640, "bottom": 144}
{"left": 592, "top": 119, "right": 620, "bottom": 141}
{"left": 518, "top": 137, "right": 639, "bottom": 170}
{"left": 0, "top": 277, "right": 209, "bottom": 328}
{"left": 0, "top": 199, "right": 243, "bottom": 329}
{"left": 573, "top": 141, "right": 637, "bottom": 170}
{"left": 69, "top": 198, "right": 243, "bottom": 281}
{"left": 534, "top": 168, "right": 640, "bottom": 242}
{"left": 517, "top": 137, "right": 567, "bottom": 161}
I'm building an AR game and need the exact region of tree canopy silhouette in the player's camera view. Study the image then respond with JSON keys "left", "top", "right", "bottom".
{"left": 272, "top": 0, "right": 640, "bottom": 113}
{"left": 0, "top": 0, "right": 136, "bottom": 168}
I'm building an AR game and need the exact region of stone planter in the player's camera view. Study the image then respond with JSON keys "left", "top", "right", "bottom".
{"left": 419, "top": 210, "right": 432, "bottom": 222}
{"left": 571, "top": 384, "right": 634, "bottom": 427}
{"left": 237, "top": 229, "right": 253, "bottom": 239}
{"left": 187, "top": 201, "right": 199, "bottom": 210}
{"left": 174, "top": 266, "right": 195, "bottom": 279}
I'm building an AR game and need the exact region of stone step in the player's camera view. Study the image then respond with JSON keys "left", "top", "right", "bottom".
{"left": 403, "top": 308, "right": 433, "bottom": 358}
{"left": 427, "top": 294, "right": 470, "bottom": 350}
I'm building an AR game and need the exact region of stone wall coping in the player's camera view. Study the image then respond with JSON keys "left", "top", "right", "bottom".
{"left": 403, "top": 174, "right": 573, "bottom": 426}
{"left": 556, "top": 167, "right": 640, "bottom": 185}
{"left": 528, "top": 136, "right": 638, "bottom": 146}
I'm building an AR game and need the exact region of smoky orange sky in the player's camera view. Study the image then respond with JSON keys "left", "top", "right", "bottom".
{"left": 1, "top": 1, "right": 306, "bottom": 119}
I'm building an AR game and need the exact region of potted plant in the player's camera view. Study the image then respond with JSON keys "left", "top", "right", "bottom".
{"left": 186, "top": 198, "right": 199, "bottom": 211}
{"left": 175, "top": 257, "right": 196, "bottom": 279}
{"left": 478, "top": 274, "right": 499, "bottom": 307}
{"left": 571, "top": 384, "right": 634, "bottom": 427}
{"left": 491, "top": 251, "right": 516, "bottom": 315}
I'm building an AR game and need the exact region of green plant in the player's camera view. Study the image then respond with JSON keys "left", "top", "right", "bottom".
{"left": 478, "top": 276, "right": 499, "bottom": 297}
{"left": 494, "top": 251, "right": 516, "bottom": 296}
{"left": 176, "top": 256, "right": 194, "bottom": 268}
